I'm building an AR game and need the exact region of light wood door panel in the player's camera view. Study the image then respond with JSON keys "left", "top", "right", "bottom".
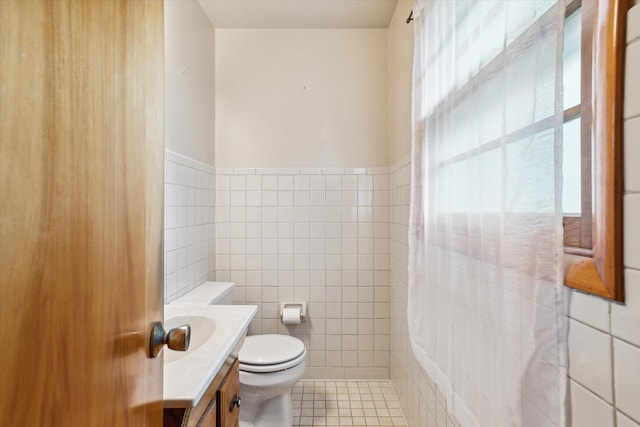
{"left": 0, "top": 1, "right": 164, "bottom": 425}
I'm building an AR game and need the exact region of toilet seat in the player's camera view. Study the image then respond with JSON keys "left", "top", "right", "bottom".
{"left": 239, "top": 350, "right": 306, "bottom": 373}
{"left": 239, "top": 334, "right": 306, "bottom": 373}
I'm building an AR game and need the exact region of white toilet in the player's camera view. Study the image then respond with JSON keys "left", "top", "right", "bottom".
{"left": 237, "top": 334, "right": 306, "bottom": 427}
{"left": 170, "top": 282, "right": 307, "bottom": 427}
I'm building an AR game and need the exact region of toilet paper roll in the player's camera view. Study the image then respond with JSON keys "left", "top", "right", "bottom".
{"left": 282, "top": 307, "right": 302, "bottom": 325}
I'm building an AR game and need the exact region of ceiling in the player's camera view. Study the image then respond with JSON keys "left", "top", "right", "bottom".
{"left": 197, "top": 0, "right": 399, "bottom": 29}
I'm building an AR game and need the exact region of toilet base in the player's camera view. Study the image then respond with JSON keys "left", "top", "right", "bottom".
{"left": 239, "top": 393, "right": 293, "bottom": 427}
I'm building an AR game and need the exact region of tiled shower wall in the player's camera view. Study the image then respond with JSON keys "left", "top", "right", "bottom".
{"left": 214, "top": 167, "right": 391, "bottom": 379}
{"left": 164, "top": 150, "right": 216, "bottom": 303}
{"left": 389, "top": 156, "right": 458, "bottom": 427}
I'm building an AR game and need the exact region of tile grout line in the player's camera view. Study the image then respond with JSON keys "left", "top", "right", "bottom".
{"left": 569, "top": 315, "right": 640, "bottom": 350}
{"left": 610, "top": 325, "right": 618, "bottom": 427}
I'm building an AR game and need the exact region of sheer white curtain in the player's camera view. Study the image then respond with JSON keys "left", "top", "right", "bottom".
{"left": 408, "top": 1, "right": 568, "bottom": 426}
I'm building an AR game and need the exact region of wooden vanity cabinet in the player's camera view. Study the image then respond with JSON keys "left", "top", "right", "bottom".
{"left": 195, "top": 400, "right": 216, "bottom": 427}
{"left": 217, "top": 358, "right": 241, "bottom": 427}
{"left": 163, "top": 356, "right": 240, "bottom": 427}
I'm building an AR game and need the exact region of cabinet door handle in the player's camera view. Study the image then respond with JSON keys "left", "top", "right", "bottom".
{"left": 229, "top": 394, "right": 241, "bottom": 412}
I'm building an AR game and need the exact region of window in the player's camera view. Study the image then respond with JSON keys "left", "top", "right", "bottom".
{"left": 562, "top": 0, "right": 627, "bottom": 301}
{"left": 414, "top": 0, "right": 627, "bottom": 300}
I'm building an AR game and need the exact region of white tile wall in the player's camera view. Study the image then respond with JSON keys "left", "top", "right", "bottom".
{"left": 567, "top": 288, "right": 610, "bottom": 332}
{"left": 624, "top": 118, "right": 640, "bottom": 192}
{"left": 568, "top": 320, "right": 613, "bottom": 402}
{"left": 164, "top": 150, "right": 216, "bottom": 302}
{"left": 624, "top": 195, "right": 640, "bottom": 268}
{"left": 611, "top": 269, "right": 640, "bottom": 346}
{"left": 625, "top": 14, "right": 640, "bottom": 119}
{"left": 570, "top": 381, "right": 615, "bottom": 427}
{"left": 619, "top": 412, "right": 640, "bottom": 427}
{"left": 565, "top": 8, "right": 640, "bottom": 425}
{"left": 613, "top": 339, "right": 640, "bottom": 422}
{"left": 629, "top": 3, "right": 640, "bottom": 43}
{"left": 215, "top": 167, "right": 390, "bottom": 380}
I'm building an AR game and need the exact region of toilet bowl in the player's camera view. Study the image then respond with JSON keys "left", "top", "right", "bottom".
{"left": 170, "top": 282, "right": 307, "bottom": 427}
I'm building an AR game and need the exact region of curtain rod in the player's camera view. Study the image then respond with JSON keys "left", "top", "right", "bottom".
{"left": 406, "top": 10, "right": 414, "bottom": 24}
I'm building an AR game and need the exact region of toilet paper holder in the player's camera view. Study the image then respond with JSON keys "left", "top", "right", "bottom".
{"left": 280, "top": 302, "right": 307, "bottom": 322}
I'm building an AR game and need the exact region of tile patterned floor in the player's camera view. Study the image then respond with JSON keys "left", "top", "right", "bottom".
{"left": 291, "top": 380, "right": 408, "bottom": 427}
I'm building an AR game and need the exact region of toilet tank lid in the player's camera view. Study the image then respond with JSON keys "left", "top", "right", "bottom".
{"left": 169, "top": 282, "right": 234, "bottom": 305}
{"left": 239, "top": 334, "right": 305, "bottom": 366}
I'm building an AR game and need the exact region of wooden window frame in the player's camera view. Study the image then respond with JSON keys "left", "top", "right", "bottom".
{"left": 563, "top": 0, "right": 627, "bottom": 301}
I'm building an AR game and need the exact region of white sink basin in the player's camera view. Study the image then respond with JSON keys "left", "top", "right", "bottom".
{"left": 163, "top": 305, "right": 257, "bottom": 408}
{"left": 164, "top": 315, "right": 216, "bottom": 364}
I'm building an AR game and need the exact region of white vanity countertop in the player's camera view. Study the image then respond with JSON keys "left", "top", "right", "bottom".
{"left": 163, "top": 304, "right": 257, "bottom": 408}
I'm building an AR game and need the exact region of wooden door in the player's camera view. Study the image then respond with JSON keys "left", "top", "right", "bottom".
{"left": 0, "top": 1, "right": 164, "bottom": 425}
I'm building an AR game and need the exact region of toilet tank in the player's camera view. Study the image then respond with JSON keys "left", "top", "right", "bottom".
{"left": 170, "top": 281, "right": 235, "bottom": 306}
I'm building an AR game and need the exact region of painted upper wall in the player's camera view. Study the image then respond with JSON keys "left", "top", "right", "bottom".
{"left": 215, "top": 29, "right": 388, "bottom": 167}
{"left": 165, "top": 0, "right": 215, "bottom": 166}
{"left": 387, "top": 0, "right": 413, "bottom": 165}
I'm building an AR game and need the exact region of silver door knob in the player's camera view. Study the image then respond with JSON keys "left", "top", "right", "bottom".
{"left": 149, "top": 321, "right": 191, "bottom": 358}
